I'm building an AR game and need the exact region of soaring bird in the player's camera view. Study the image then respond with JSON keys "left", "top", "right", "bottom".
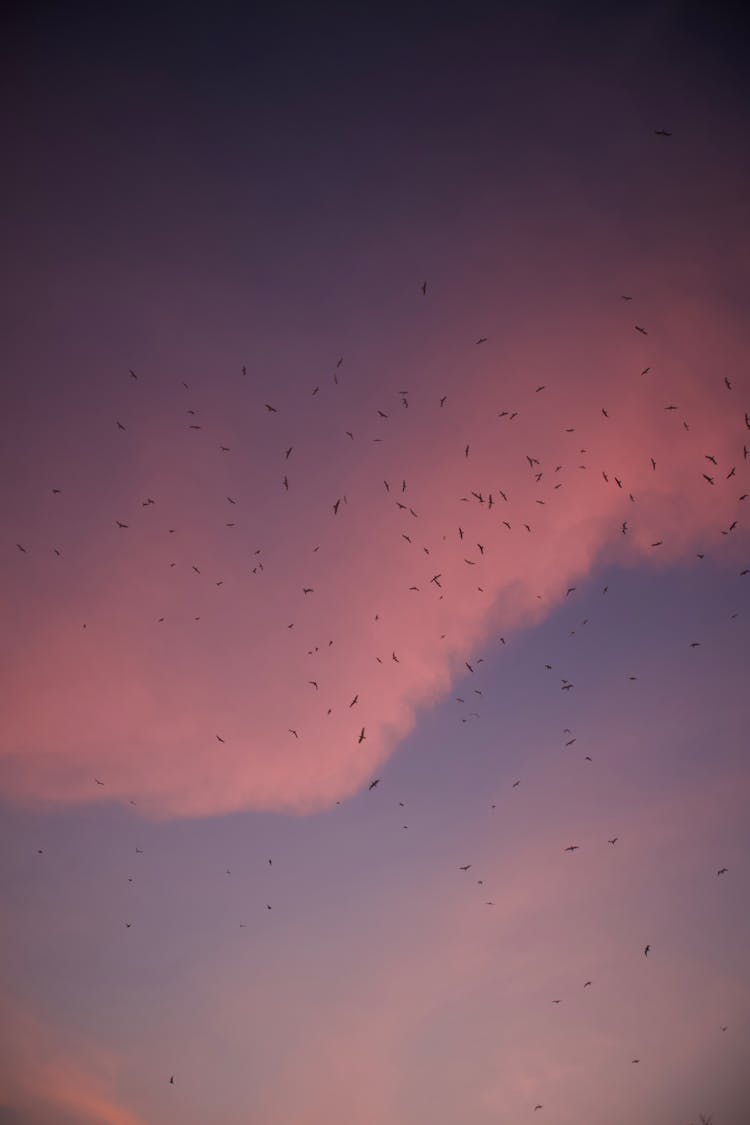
{"left": 368, "top": 779, "right": 380, "bottom": 790}
{"left": 358, "top": 727, "right": 366, "bottom": 743}
{"left": 608, "top": 837, "right": 619, "bottom": 845}
{"left": 421, "top": 281, "right": 427, "bottom": 296}
{"left": 644, "top": 944, "right": 651, "bottom": 957}
{"left": 564, "top": 845, "right": 579, "bottom": 852}
{"left": 459, "top": 864, "right": 472, "bottom": 871}
{"left": 717, "top": 867, "right": 728, "bottom": 875}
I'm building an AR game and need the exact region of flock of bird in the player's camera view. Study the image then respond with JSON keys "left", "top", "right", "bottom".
{"left": 10, "top": 127, "right": 747, "bottom": 1121}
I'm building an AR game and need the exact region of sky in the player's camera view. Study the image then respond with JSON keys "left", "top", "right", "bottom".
{"left": 1, "top": 1, "right": 749, "bottom": 1122}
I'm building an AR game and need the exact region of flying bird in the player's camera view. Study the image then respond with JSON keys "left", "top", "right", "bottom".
{"left": 368, "top": 779, "right": 380, "bottom": 790}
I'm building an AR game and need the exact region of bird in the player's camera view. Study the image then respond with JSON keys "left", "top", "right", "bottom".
{"left": 349, "top": 695, "right": 359, "bottom": 707}
{"left": 564, "top": 845, "right": 579, "bottom": 852}
{"left": 264, "top": 403, "right": 278, "bottom": 412}
{"left": 634, "top": 325, "right": 648, "bottom": 335}
{"left": 368, "top": 779, "right": 380, "bottom": 790}
{"left": 717, "top": 867, "right": 728, "bottom": 875}
{"left": 358, "top": 727, "right": 366, "bottom": 743}
{"left": 459, "top": 864, "right": 472, "bottom": 871}
{"left": 654, "top": 128, "right": 672, "bottom": 136}
{"left": 584, "top": 980, "right": 592, "bottom": 987}
{"left": 644, "top": 944, "right": 650, "bottom": 956}
{"left": 608, "top": 837, "right": 619, "bottom": 845}
{"left": 169, "top": 1076, "right": 174, "bottom": 1085}
{"left": 475, "top": 337, "right": 487, "bottom": 344}
{"left": 421, "top": 281, "right": 427, "bottom": 295}
{"left": 216, "top": 735, "right": 225, "bottom": 743}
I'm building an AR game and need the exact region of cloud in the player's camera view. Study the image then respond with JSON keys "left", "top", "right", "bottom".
{"left": 1, "top": 265, "right": 746, "bottom": 819}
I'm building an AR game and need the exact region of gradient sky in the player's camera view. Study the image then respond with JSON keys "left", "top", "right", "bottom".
{"left": 2, "top": 2, "right": 749, "bottom": 1122}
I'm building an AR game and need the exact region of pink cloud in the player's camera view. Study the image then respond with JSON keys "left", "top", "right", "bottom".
{"left": 2, "top": 277, "right": 746, "bottom": 818}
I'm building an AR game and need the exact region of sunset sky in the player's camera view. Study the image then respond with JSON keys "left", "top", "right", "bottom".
{"left": 2, "top": 2, "right": 749, "bottom": 1122}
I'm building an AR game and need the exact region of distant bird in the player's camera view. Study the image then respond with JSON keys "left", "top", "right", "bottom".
{"left": 115, "top": 520, "right": 128, "bottom": 529}
{"left": 349, "top": 695, "right": 359, "bottom": 707}
{"left": 634, "top": 325, "right": 648, "bottom": 335}
{"left": 368, "top": 779, "right": 380, "bottom": 790}
{"left": 169, "top": 1076, "right": 174, "bottom": 1085}
{"left": 264, "top": 403, "right": 278, "bottom": 412}
{"left": 288, "top": 729, "right": 299, "bottom": 738}
{"left": 16, "top": 543, "right": 26, "bottom": 552}
{"left": 94, "top": 778, "right": 104, "bottom": 786}
{"left": 302, "top": 587, "right": 314, "bottom": 595}
{"left": 717, "top": 867, "right": 728, "bottom": 875}
{"left": 358, "top": 727, "right": 366, "bottom": 743}
{"left": 439, "top": 395, "right": 447, "bottom": 407}
{"left": 724, "top": 376, "right": 732, "bottom": 389}
{"left": 475, "top": 337, "right": 487, "bottom": 345}
{"left": 564, "top": 845, "right": 579, "bottom": 852}
{"left": 584, "top": 981, "right": 592, "bottom": 987}
{"left": 534, "top": 1107, "right": 543, "bottom": 1112}
{"left": 216, "top": 735, "right": 225, "bottom": 743}
{"left": 116, "top": 420, "right": 126, "bottom": 430}
{"left": 644, "top": 944, "right": 650, "bottom": 957}
{"left": 459, "top": 864, "right": 472, "bottom": 871}
{"left": 654, "top": 128, "right": 672, "bottom": 136}
{"left": 608, "top": 837, "right": 619, "bottom": 845}
{"left": 421, "top": 281, "right": 427, "bottom": 295}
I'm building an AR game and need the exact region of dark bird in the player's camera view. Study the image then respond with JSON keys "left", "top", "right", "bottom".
{"left": 302, "top": 587, "right": 314, "bottom": 595}
{"left": 584, "top": 980, "right": 592, "bottom": 987}
{"left": 169, "top": 1076, "right": 174, "bottom": 1084}
{"left": 116, "top": 421, "right": 126, "bottom": 430}
{"left": 644, "top": 944, "right": 650, "bottom": 957}
{"left": 703, "top": 474, "right": 715, "bottom": 485}
{"left": 717, "top": 867, "right": 728, "bottom": 875}
{"left": 116, "top": 520, "right": 128, "bottom": 529}
{"left": 349, "top": 695, "right": 359, "bottom": 707}
{"left": 358, "top": 727, "right": 366, "bottom": 743}
{"left": 421, "top": 281, "right": 427, "bottom": 296}
{"left": 216, "top": 735, "right": 225, "bottom": 743}
{"left": 459, "top": 864, "right": 472, "bottom": 871}
{"left": 264, "top": 403, "right": 278, "bottom": 412}
{"left": 94, "top": 778, "right": 105, "bottom": 786}
{"left": 16, "top": 543, "right": 27, "bottom": 552}
{"left": 724, "top": 376, "right": 732, "bottom": 389}
{"left": 654, "top": 128, "right": 672, "bottom": 136}
{"left": 634, "top": 325, "right": 648, "bottom": 335}
{"left": 564, "top": 845, "right": 579, "bottom": 852}
{"left": 368, "top": 778, "right": 380, "bottom": 790}
{"left": 439, "top": 395, "right": 447, "bottom": 407}
{"left": 475, "top": 337, "right": 487, "bottom": 345}
{"left": 608, "top": 837, "right": 619, "bottom": 845}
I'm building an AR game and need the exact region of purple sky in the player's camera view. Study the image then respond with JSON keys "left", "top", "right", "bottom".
{"left": 1, "top": 3, "right": 749, "bottom": 1122}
